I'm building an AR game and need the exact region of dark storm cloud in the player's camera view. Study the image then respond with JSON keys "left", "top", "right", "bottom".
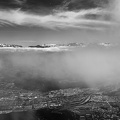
{"left": 13, "top": 0, "right": 27, "bottom": 5}
{"left": 25, "top": 0, "right": 63, "bottom": 7}
{"left": 0, "top": 0, "right": 21, "bottom": 9}
{"left": 21, "top": 0, "right": 109, "bottom": 11}
{"left": 0, "top": 0, "right": 63, "bottom": 10}
{"left": 0, "top": 0, "right": 109, "bottom": 12}
{"left": 58, "top": 0, "right": 110, "bottom": 11}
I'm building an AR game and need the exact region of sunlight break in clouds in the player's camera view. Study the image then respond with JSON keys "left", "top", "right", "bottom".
{"left": 0, "top": 8, "right": 114, "bottom": 30}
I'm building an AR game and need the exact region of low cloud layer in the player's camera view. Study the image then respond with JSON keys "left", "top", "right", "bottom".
{"left": 0, "top": 47, "right": 120, "bottom": 91}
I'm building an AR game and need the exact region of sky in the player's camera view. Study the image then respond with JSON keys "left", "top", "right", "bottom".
{"left": 0, "top": 0, "right": 120, "bottom": 46}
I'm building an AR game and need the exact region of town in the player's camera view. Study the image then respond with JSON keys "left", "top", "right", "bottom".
{"left": 0, "top": 81, "right": 120, "bottom": 120}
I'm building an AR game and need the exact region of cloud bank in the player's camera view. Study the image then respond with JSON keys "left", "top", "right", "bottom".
{"left": 0, "top": 47, "right": 120, "bottom": 91}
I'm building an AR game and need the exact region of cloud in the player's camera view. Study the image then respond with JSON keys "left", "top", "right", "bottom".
{"left": 1, "top": 46, "right": 120, "bottom": 91}
{"left": 13, "top": 0, "right": 27, "bottom": 5}
{"left": 0, "top": 8, "right": 115, "bottom": 30}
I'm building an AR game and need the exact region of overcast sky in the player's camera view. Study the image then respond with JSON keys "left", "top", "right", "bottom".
{"left": 0, "top": 0, "right": 119, "bottom": 46}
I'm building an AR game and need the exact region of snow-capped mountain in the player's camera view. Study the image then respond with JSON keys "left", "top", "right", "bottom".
{"left": 28, "top": 43, "right": 86, "bottom": 48}
{"left": 0, "top": 44, "right": 22, "bottom": 48}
